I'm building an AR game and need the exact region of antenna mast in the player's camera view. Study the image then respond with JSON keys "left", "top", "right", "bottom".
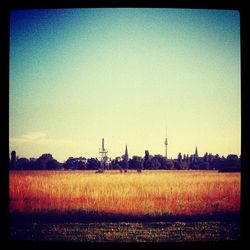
{"left": 164, "top": 128, "right": 168, "bottom": 159}
{"left": 99, "top": 138, "right": 108, "bottom": 169}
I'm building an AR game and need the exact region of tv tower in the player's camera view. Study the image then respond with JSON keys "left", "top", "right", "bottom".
{"left": 164, "top": 128, "right": 168, "bottom": 159}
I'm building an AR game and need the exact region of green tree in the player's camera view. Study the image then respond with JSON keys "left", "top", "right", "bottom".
{"left": 143, "top": 150, "right": 152, "bottom": 169}
{"left": 46, "top": 159, "right": 60, "bottom": 170}
{"left": 37, "top": 154, "right": 54, "bottom": 169}
{"left": 129, "top": 156, "right": 143, "bottom": 171}
{"left": 87, "top": 158, "right": 100, "bottom": 170}
{"left": 150, "top": 157, "right": 161, "bottom": 170}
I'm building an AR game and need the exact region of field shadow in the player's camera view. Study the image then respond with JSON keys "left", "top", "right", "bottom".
{"left": 10, "top": 211, "right": 240, "bottom": 224}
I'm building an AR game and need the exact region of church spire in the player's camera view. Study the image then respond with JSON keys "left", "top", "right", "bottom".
{"left": 194, "top": 146, "right": 198, "bottom": 162}
{"left": 124, "top": 144, "right": 129, "bottom": 172}
{"left": 195, "top": 146, "right": 198, "bottom": 157}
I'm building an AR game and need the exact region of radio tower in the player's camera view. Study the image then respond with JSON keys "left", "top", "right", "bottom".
{"left": 164, "top": 128, "right": 168, "bottom": 159}
{"left": 99, "top": 138, "right": 108, "bottom": 170}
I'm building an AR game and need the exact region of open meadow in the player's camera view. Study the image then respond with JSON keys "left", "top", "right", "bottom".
{"left": 10, "top": 170, "right": 240, "bottom": 241}
{"left": 10, "top": 170, "right": 240, "bottom": 216}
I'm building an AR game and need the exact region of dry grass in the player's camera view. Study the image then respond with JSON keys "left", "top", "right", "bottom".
{"left": 10, "top": 170, "right": 240, "bottom": 216}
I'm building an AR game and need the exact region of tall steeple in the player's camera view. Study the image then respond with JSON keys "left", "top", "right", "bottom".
{"left": 195, "top": 146, "right": 198, "bottom": 162}
{"left": 124, "top": 144, "right": 129, "bottom": 172}
{"left": 125, "top": 144, "right": 128, "bottom": 159}
{"left": 195, "top": 146, "right": 198, "bottom": 157}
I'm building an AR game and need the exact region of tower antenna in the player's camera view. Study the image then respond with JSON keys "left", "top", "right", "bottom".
{"left": 99, "top": 138, "right": 108, "bottom": 171}
{"left": 164, "top": 127, "right": 168, "bottom": 159}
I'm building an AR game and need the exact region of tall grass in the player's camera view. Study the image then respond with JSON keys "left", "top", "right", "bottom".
{"left": 10, "top": 170, "right": 240, "bottom": 216}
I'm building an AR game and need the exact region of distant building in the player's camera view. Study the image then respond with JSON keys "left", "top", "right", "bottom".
{"left": 164, "top": 137, "right": 168, "bottom": 159}
{"left": 99, "top": 138, "right": 109, "bottom": 169}
{"left": 194, "top": 146, "right": 198, "bottom": 162}
{"left": 124, "top": 144, "right": 129, "bottom": 172}
{"left": 10, "top": 151, "right": 16, "bottom": 169}
{"left": 177, "top": 152, "right": 182, "bottom": 162}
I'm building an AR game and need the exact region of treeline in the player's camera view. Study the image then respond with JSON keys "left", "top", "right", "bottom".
{"left": 9, "top": 151, "right": 241, "bottom": 172}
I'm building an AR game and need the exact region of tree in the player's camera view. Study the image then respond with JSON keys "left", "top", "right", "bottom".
{"left": 63, "top": 157, "right": 86, "bottom": 170}
{"left": 10, "top": 151, "right": 17, "bottom": 169}
{"left": 165, "top": 159, "right": 174, "bottom": 170}
{"left": 111, "top": 158, "right": 123, "bottom": 172}
{"left": 183, "top": 154, "right": 186, "bottom": 162}
{"left": 153, "top": 154, "right": 168, "bottom": 169}
{"left": 37, "top": 154, "right": 54, "bottom": 170}
{"left": 143, "top": 150, "right": 152, "bottom": 169}
{"left": 203, "top": 152, "right": 208, "bottom": 162}
{"left": 46, "top": 159, "right": 60, "bottom": 170}
{"left": 198, "top": 161, "right": 209, "bottom": 170}
{"left": 219, "top": 154, "right": 240, "bottom": 171}
{"left": 150, "top": 157, "right": 161, "bottom": 170}
{"left": 129, "top": 156, "right": 143, "bottom": 171}
{"left": 174, "top": 161, "right": 181, "bottom": 170}
{"left": 26, "top": 161, "right": 40, "bottom": 170}
{"left": 212, "top": 155, "right": 223, "bottom": 170}
{"left": 180, "top": 161, "right": 189, "bottom": 170}
{"left": 178, "top": 153, "right": 182, "bottom": 162}
{"left": 16, "top": 158, "right": 29, "bottom": 170}
{"left": 189, "top": 162, "right": 199, "bottom": 170}
{"left": 87, "top": 158, "right": 100, "bottom": 170}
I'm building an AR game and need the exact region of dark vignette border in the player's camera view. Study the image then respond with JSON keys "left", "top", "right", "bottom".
{"left": 0, "top": 0, "right": 247, "bottom": 249}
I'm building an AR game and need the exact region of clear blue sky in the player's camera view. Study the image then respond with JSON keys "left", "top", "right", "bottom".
{"left": 9, "top": 8, "right": 241, "bottom": 162}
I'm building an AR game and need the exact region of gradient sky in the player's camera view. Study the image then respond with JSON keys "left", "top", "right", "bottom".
{"left": 9, "top": 8, "right": 241, "bottom": 162}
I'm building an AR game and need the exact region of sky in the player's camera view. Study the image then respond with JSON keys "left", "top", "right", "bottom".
{"left": 9, "top": 8, "right": 241, "bottom": 162}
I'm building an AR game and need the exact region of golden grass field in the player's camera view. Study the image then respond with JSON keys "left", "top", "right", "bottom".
{"left": 9, "top": 170, "right": 240, "bottom": 216}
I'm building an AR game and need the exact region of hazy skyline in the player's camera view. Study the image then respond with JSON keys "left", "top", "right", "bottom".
{"left": 10, "top": 8, "right": 241, "bottom": 162}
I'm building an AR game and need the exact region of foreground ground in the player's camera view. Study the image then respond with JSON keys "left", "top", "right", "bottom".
{"left": 11, "top": 220, "right": 240, "bottom": 242}
{"left": 10, "top": 170, "right": 240, "bottom": 242}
